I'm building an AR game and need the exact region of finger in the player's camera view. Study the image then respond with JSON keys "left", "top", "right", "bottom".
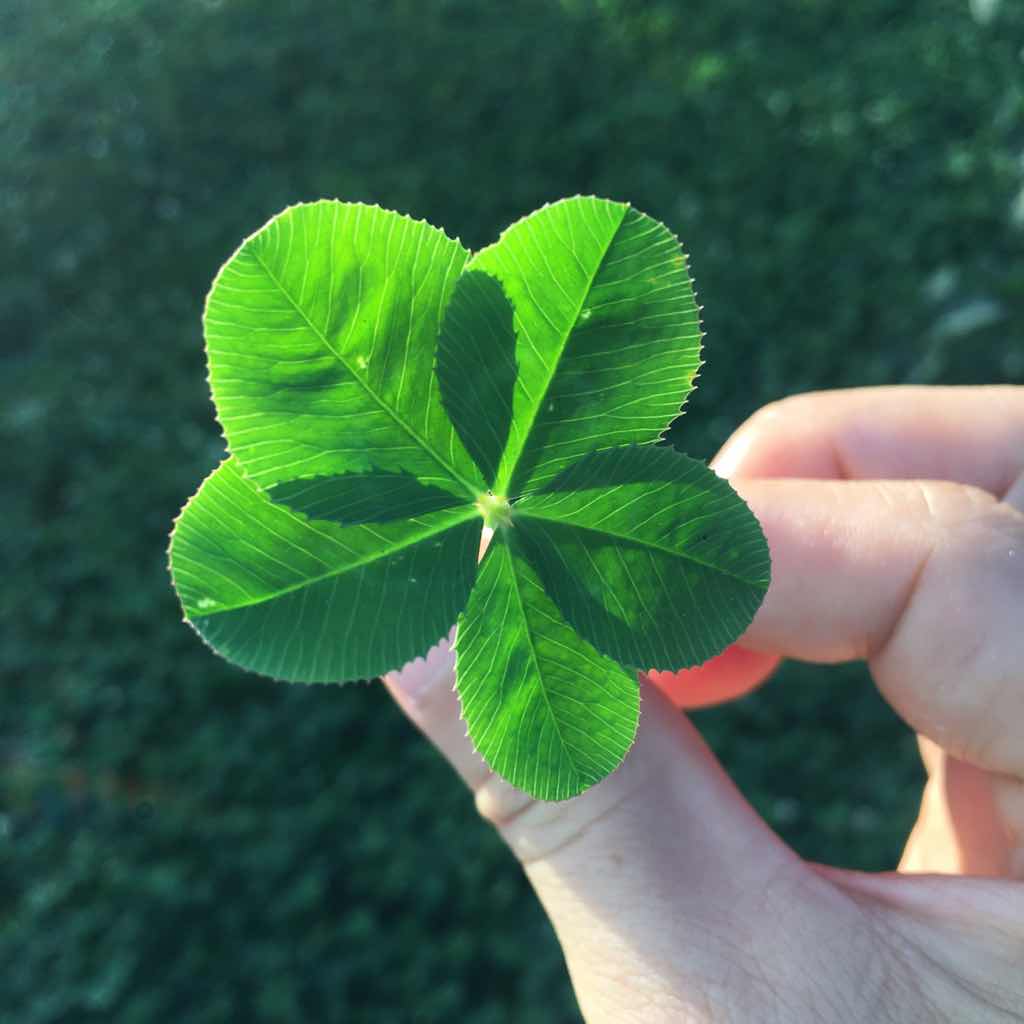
{"left": 710, "top": 386, "right": 1024, "bottom": 874}
{"left": 1007, "top": 467, "right": 1024, "bottom": 508}
{"left": 711, "top": 385, "right": 1024, "bottom": 497}
{"left": 383, "top": 628, "right": 494, "bottom": 791}
{"left": 645, "top": 645, "right": 781, "bottom": 709}
{"left": 383, "top": 526, "right": 497, "bottom": 790}
{"left": 899, "top": 736, "right": 1019, "bottom": 877}
{"left": 735, "top": 476, "right": 1024, "bottom": 781}
{"left": 683, "top": 386, "right": 1024, "bottom": 708}
{"left": 386, "top": 645, "right": 809, "bottom": 1018}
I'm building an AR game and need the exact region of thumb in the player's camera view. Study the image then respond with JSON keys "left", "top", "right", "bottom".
{"left": 384, "top": 641, "right": 798, "bottom": 1018}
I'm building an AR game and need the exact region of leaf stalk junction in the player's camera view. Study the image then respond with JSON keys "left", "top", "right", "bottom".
{"left": 475, "top": 491, "right": 513, "bottom": 530}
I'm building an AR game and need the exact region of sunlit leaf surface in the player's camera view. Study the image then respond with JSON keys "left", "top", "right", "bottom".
{"left": 205, "top": 201, "right": 485, "bottom": 496}
{"left": 515, "top": 445, "right": 770, "bottom": 670}
{"left": 172, "top": 197, "right": 769, "bottom": 799}
{"left": 455, "top": 531, "right": 638, "bottom": 800}
{"left": 467, "top": 196, "right": 702, "bottom": 495}
{"left": 171, "top": 459, "right": 480, "bottom": 682}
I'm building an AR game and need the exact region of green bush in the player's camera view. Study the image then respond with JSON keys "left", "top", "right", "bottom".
{"left": 2, "top": 0, "right": 1021, "bottom": 1019}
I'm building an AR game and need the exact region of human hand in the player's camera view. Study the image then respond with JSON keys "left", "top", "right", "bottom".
{"left": 385, "top": 386, "right": 1024, "bottom": 1023}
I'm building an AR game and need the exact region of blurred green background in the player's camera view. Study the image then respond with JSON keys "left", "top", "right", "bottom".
{"left": 3, "top": 0, "right": 1022, "bottom": 1020}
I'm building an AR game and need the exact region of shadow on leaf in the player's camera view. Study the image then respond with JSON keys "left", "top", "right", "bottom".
{"left": 436, "top": 270, "right": 518, "bottom": 487}
{"left": 268, "top": 471, "right": 465, "bottom": 524}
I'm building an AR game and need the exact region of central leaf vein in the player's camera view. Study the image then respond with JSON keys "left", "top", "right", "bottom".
{"left": 194, "top": 507, "right": 479, "bottom": 616}
{"left": 249, "top": 248, "right": 480, "bottom": 499}
{"left": 515, "top": 507, "right": 764, "bottom": 585}
{"left": 501, "top": 541, "right": 581, "bottom": 779}
{"left": 493, "top": 202, "right": 628, "bottom": 494}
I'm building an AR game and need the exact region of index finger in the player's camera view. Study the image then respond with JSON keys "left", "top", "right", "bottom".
{"left": 653, "top": 385, "right": 1024, "bottom": 709}
{"left": 711, "top": 385, "right": 1024, "bottom": 496}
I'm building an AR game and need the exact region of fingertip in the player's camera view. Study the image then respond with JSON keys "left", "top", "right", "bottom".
{"left": 646, "top": 646, "right": 781, "bottom": 709}
{"left": 383, "top": 626, "right": 457, "bottom": 708}
{"left": 709, "top": 424, "right": 756, "bottom": 480}
{"left": 383, "top": 629, "right": 496, "bottom": 790}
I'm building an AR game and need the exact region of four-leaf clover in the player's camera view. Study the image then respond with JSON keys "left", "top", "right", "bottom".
{"left": 170, "top": 196, "right": 770, "bottom": 800}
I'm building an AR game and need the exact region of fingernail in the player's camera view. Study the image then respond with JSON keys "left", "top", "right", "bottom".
{"left": 709, "top": 428, "right": 753, "bottom": 479}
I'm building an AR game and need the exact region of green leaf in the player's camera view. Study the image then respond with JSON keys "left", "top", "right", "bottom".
{"left": 204, "top": 200, "right": 485, "bottom": 497}
{"left": 466, "top": 196, "right": 702, "bottom": 496}
{"left": 454, "top": 530, "right": 639, "bottom": 800}
{"left": 173, "top": 195, "right": 772, "bottom": 801}
{"left": 513, "top": 445, "right": 770, "bottom": 670}
{"left": 436, "top": 270, "right": 518, "bottom": 487}
{"left": 268, "top": 471, "right": 465, "bottom": 524}
{"left": 170, "top": 458, "right": 481, "bottom": 682}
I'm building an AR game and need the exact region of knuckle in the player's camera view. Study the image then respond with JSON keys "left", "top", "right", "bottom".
{"left": 878, "top": 482, "right": 1024, "bottom": 775}
{"left": 473, "top": 772, "right": 537, "bottom": 832}
{"left": 473, "top": 773, "right": 587, "bottom": 863}
{"left": 474, "top": 768, "right": 643, "bottom": 865}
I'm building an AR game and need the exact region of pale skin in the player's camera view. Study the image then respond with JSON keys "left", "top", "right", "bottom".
{"left": 385, "top": 386, "right": 1024, "bottom": 1023}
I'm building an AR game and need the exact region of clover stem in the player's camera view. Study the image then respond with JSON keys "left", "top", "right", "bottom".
{"left": 475, "top": 491, "right": 513, "bottom": 530}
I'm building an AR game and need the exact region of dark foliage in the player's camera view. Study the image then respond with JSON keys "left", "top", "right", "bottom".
{"left": 2, "top": 0, "right": 1021, "bottom": 1019}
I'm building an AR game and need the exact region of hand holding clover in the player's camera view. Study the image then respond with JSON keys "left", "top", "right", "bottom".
{"left": 170, "top": 198, "right": 1024, "bottom": 1022}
